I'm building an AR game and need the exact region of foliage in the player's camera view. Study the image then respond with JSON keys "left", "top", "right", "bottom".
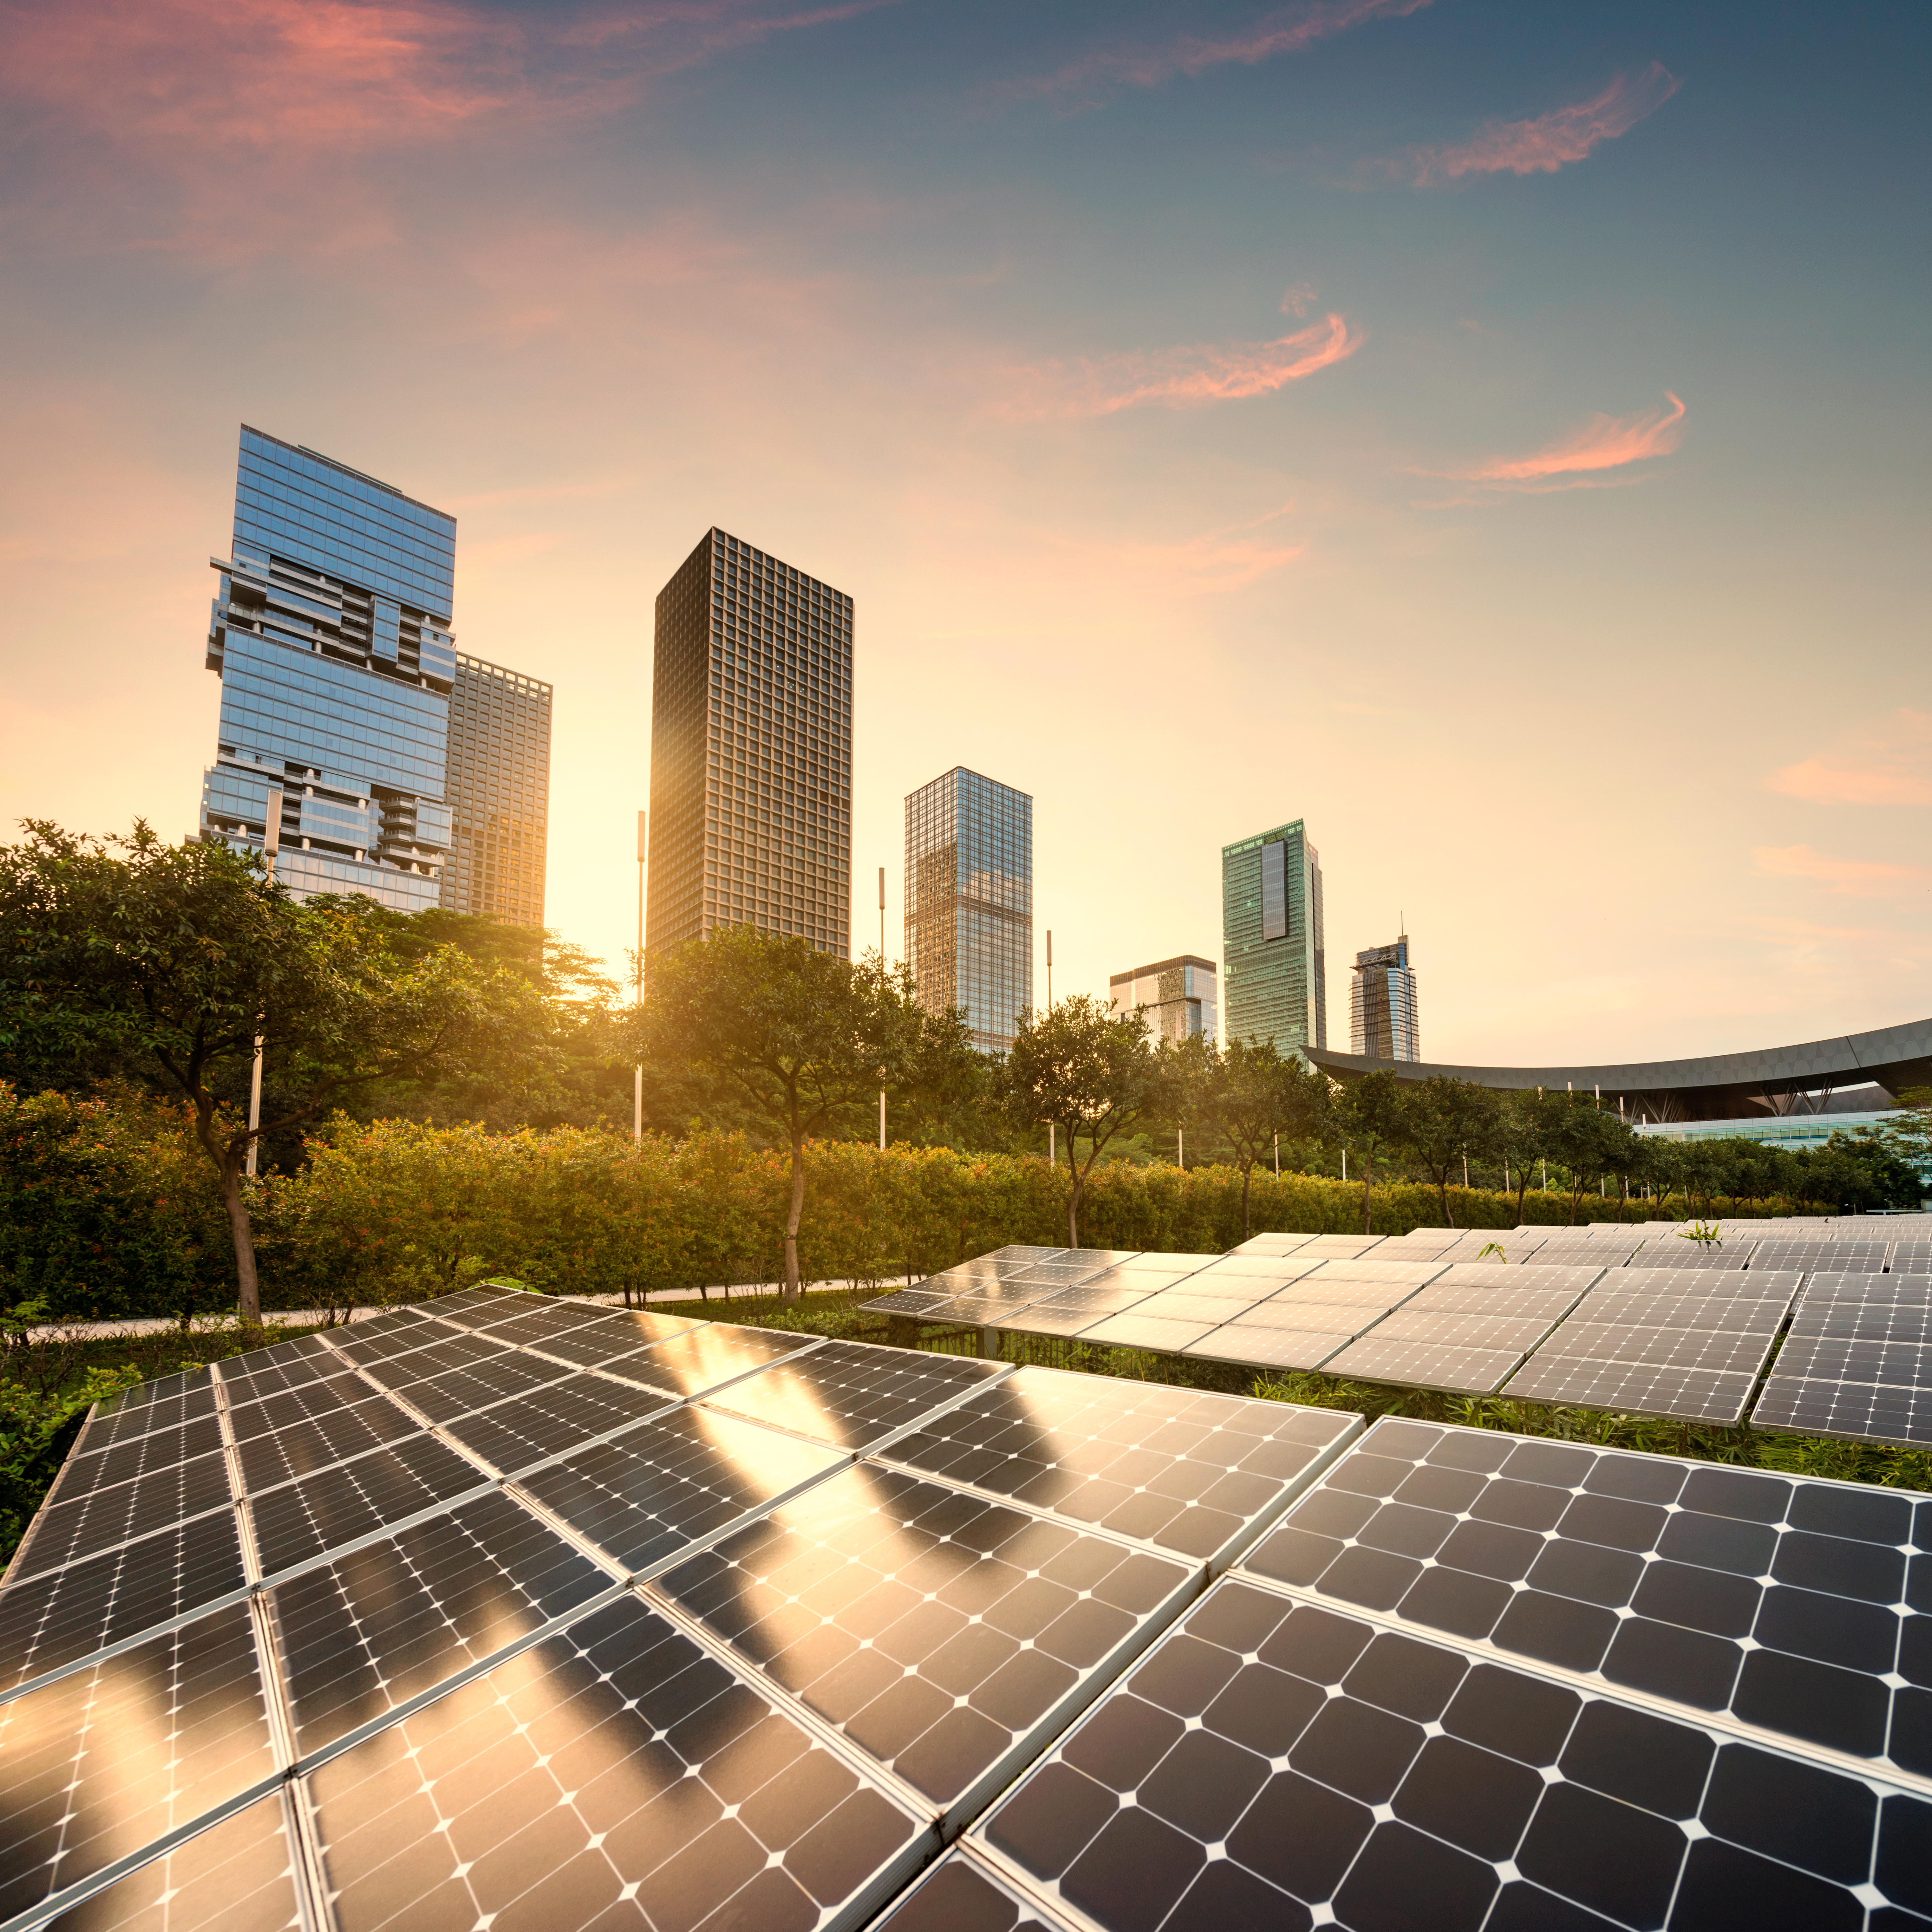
{"left": 1000, "top": 995, "right": 1170, "bottom": 1246}
{"left": 1395, "top": 1077, "right": 1501, "bottom": 1227}
{"left": 0, "top": 822, "right": 546, "bottom": 1320}
{"left": 1177, "top": 1036, "right": 1332, "bottom": 1238}
{"left": 1331, "top": 1069, "right": 1410, "bottom": 1234}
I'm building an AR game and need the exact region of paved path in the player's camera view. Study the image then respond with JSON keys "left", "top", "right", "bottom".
{"left": 23, "top": 1280, "right": 876, "bottom": 1342}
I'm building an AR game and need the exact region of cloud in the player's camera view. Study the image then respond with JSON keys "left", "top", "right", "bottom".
{"left": 1408, "top": 63, "right": 1681, "bottom": 186}
{"left": 0, "top": 0, "right": 891, "bottom": 257}
{"left": 1279, "top": 282, "right": 1318, "bottom": 318}
{"left": 1440, "top": 391, "right": 1685, "bottom": 484}
{"left": 998, "top": 312, "right": 1362, "bottom": 420}
{"left": 1753, "top": 845, "right": 1932, "bottom": 899}
{"left": 1770, "top": 710, "right": 1932, "bottom": 807}
{"left": 1013, "top": 0, "right": 1433, "bottom": 102}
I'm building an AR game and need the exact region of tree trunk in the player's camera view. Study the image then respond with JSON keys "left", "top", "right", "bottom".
{"left": 783, "top": 1127, "right": 807, "bottom": 1300}
{"left": 1064, "top": 1129, "right": 1080, "bottom": 1247}
{"left": 1438, "top": 1171, "right": 1451, "bottom": 1226}
{"left": 1240, "top": 1160, "right": 1254, "bottom": 1239}
{"left": 1362, "top": 1145, "right": 1374, "bottom": 1234}
{"left": 220, "top": 1150, "right": 262, "bottom": 1327}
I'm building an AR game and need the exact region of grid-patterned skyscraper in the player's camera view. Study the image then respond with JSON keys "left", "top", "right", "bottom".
{"left": 1350, "top": 935, "right": 1420, "bottom": 1061}
{"left": 199, "top": 426, "right": 458, "bottom": 909}
{"left": 648, "top": 529, "right": 853, "bottom": 955}
{"left": 441, "top": 655, "right": 553, "bottom": 929}
{"left": 1110, "top": 956, "right": 1217, "bottom": 1044}
{"left": 1221, "top": 819, "right": 1326, "bottom": 1054}
{"left": 905, "top": 768, "right": 1033, "bottom": 1053}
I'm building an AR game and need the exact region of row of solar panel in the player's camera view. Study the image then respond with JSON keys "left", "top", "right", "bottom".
{"left": 875, "top": 1242, "right": 1932, "bottom": 1448}
{"left": 12, "top": 1317, "right": 1932, "bottom": 1932}
{"left": 0, "top": 1285, "right": 1374, "bottom": 1931}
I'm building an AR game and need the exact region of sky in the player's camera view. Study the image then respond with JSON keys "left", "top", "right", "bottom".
{"left": 2, "top": 0, "right": 1927, "bottom": 1069}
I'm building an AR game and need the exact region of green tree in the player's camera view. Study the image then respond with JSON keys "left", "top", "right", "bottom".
{"left": 1546, "top": 1095, "right": 1637, "bottom": 1223}
{"left": 0, "top": 822, "right": 542, "bottom": 1323}
{"left": 1331, "top": 1069, "right": 1411, "bottom": 1234}
{"left": 1190, "top": 1037, "right": 1333, "bottom": 1238}
{"left": 1000, "top": 995, "right": 1167, "bottom": 1247}
{"left": 638, "top": 928, "right": 931, "bottom": 1298}
{"left": 1397, "top": 1077, "right": 1501, "bottom": 1227}
{"left": 1493, "top": 1088, "right": 1565, "bottom": 1223}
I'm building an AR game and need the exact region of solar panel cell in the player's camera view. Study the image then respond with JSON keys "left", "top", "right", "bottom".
{"left": 1502, "top": 1355, "right": 1760, "bottom": 1422}
{"left": 594, "top": 1323, "right": 818, "bottom": 1400}
{"left": 1076, "top": 1314, "right": 1218, "bottom": 1354}
{"left": 1317, "top": 1338, "right": 1529, "bottom": 1395}
{"left": 234, "top": 1392, "right": 420, "bottom": 1493}
{"left": 9, "top": 1450, "right": 233, "bottom": 1582}
{"left": 1185, "top": 1327, "right": 1343, "bottom": 1372}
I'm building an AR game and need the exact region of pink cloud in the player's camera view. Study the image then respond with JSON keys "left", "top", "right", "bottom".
{"left": 1408, "top": 63, "right": 1681, "bottom": 186}
{"left": 1443, "top": 391, "right": 1685, "bottom": 483}
{"left": 1770, "top": 710, "right": 1932, "bottom": 807}
{"left": 1000, "top": 312, "right": 1362, "bottom": 420}
{"left": 1279, "top": 282, "right": 1318, "bottom": 318}
{"left": 1014, "top": 0, "right": 1433, "bottom": 101}
{"left": 1753, "top": 845, "right": 1932, "bottom": 899}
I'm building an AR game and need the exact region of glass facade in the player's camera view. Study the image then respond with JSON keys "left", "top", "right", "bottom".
{"left": 1222, "top": 819, "right": 1326, "bottom": 1054}
{"left": 441, "top": 656, "right": 552, "bottom": 929}
{"left": 648, "top": 529, "right": 853, "bottom": 956}
{"left": 905, "top": 768, "right": 1032, "bottom": 1053}
{"left": 1109, "top": 955, "right": 1217, "bottom": 1044}
{"left": 199, "top": 426, "right": 459, "bottom": 912}
{"left": 1349, "top": 935, "right": 1420, "bottom": 1061}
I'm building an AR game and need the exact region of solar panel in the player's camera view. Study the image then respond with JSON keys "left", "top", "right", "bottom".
{"left": 1395, "top": 1282, "right": 1589, "bottom": 1319}
{"left": 303, "top": 1591, "right": 931, "bottom": 1932}
{"left": 1000, "top": 1296, "right": 1145, "bottom": 1340}
{"left": 655, "top": 1463, "right": 1194, "bottom": 1824}
{"left": 7, "top": 1449, "right": 232, "bottom": 1582}
{"left": 268, "top": 1489, "right": 614, "bottom": 1756}
{"left": 869, "top": 1284, "right": 976, "bottom": 1316}
{"left": 1354, "top": 1307, "right": 1561, "bottom": 1350}
{"left": 965, "top": 1571, "right": 1932, "bottom": 1932}
{"left": 1227, "top": 1233, "right": 1317, "bottom": 1255}
{"left": 441, "top": 1373, "right": 680, "bottom": 1474}
{"left": 1626, "top": 1241, "right": 1756, "bottom": 1269}
{"left": 1292, "top": 1235, "right": 1388, "bottom": 1258}
{"left": 1122, "top": 1292, "right": 1260, "bottom": 1327}
{"left": 1242, "top": 1415, "right": 1932, "bottom": 1773}
{"left": 0, "top": 1602, "right": 276, "bottom": 1923}
{"left": 1429, "top": 1262, "right": 1605, "bottom": 1294}
{"left": 876, "top": 1367, "right": 1360, "bottom": 1572}
{"left": 1076, "top": 1312, "right": 1221, "bottom": 1354}
{"left": 1185, "top": 1326, "right": 1345, "bottom": 1372}
{"left": 27, "top": 1789, "right": 303, "bottom": 1932}
{"left": 1185, "top": 1252, "right": 1321, "bottom": 1280}
{"left": 1317, "top": 1337, "right": 1530, "bottom": 1395}
{"left": 582, "top": 1320, "right": 815, "bottom": 1399}
{"left": 49, "top": 1413, "right": 224, "bottom": 1504}
{"left": 1752, "top": 1375, "right": 1932, "bottom": 1449}
{"left": 700, "top": 1340, "right": 1009, "bottom": 1451}
{"left": 515, "top": 1404, "right": 847, "bottom": 1579}
{"left": 0, "top": 1511, "right": 249, "bottom": 1696}
{"left": 1502, "top": 1356, "right": 1761, "bottom": 1422}
{"left": 1531, "top": 1323, "right": 1786, "bottom": 1376}
{"left": 76, "top": 1379, "right": 218, "bottom": 1454}
{"left": 1301, "top": 1259, "right": 1450, "bottom": 1288}
{"left": 233, "top": 1388, "right": 421, "bottom": 1493}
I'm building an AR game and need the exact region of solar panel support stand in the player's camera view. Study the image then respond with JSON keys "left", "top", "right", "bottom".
{"left": 979, "top": 1325, "right": 1002, "bottom": 1360}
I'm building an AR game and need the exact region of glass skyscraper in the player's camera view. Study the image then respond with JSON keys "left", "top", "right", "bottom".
{"left": 905, "top": 768, "right": 1032, "bottom": 1053}
{"left": 441, "top": 655, "right": 553, "bottom": 929}
{"left": 1350, "top": 935, "right": 1421, "bottom": 1061}
{"left": 1110, "top": 955, "right": 1217, "bottom": 1044}
{"left": 648, "top": 529, "right": 853, "bottom": 955}
{"left": 1221, "top": 819, "right": 1326, "bottom": 1054}
{"left": 199, "top": 427, "right": 458, "bottom": 911}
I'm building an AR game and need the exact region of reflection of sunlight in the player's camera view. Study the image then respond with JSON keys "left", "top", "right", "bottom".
{"left": 689, "top": 1406, "right": 845, "bottom": 1494}
{"left": 629, "top": 1323, "right": 795, "bottom": 1397}
{"left": 605, "top": 1308, "right": 703, "bottom": 1346}
{"left": 711, "top": 1360, "right": 847, "bottom": 1448}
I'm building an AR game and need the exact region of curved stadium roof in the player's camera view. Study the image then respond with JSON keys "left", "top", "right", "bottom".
{"left": 1308, "top": 1016, "right": 1932, "bottom": 1122}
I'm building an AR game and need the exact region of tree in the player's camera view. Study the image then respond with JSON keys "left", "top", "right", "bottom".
{"left": 1331, "top": 1069, "right": 1411, "bottom": 1234}
{"left": 1191, "top": 1037, "right": 1332, "bottom": 1238}
{"left": 1398, "top": 1077, "right": 1501, "bottom": 1227}
{"left": 1544, "top": 1095, "right": 1637, "bottom": 1223}
{"left": 1493, "top": 1089, "right": 1565, "bottom": 1223}
{"left": 638, "top": 927, "right": 930, "bottom": 1298}
{"left": 0, "top": 822, "right": 541, "bottom": 1323}
{"left": 1000, "top": 995, "right": 1166, "bottom": 1247}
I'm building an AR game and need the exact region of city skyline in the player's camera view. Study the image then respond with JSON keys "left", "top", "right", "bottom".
{"left": 5, "top": 2, "right": 1926, "bottom": 1064}
{"left": 1350, "top": 934, "right": 1422, "bottom": 1063}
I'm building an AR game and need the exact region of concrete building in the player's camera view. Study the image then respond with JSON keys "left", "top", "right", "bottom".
{"left": 905, "top": 768, "right": 1032, "bottom": 1053}
{"left": 1221, "top": 819, "right": 1325, "bottom": 1054}
{"left": 1110, "top": 955, "right": 1217, "bottom": 1045}
{"left": 648, "top": 529, "right": 853, "bottom": 955}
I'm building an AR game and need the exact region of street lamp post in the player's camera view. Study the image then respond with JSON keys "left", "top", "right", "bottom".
{"left": 634, "top": 810, "right": 646, "bottom": 1146}
{"left": 245, "top": 789, "right": 282, "bottom": 1179}
{"left": 878, "top": 865, "right": 887, "bottom": 1152}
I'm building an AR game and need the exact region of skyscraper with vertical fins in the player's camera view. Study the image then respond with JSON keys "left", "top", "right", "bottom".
{"left": 1350, "top": 935, "right": 1420, "bottom": 1061}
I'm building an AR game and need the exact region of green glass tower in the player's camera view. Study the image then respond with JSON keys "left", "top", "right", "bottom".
{"left": 1221, "top": 819, "right": 1326, "bottom": 1054}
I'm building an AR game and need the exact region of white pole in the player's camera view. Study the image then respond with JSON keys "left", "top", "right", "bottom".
{"left": 878, "top": 865, "right": 887, "bottom": 1151}
{"left": 1049, "top": 1122, "right": 1055, "bottom": 1165}
{"left": 634, "top": 810, "right": 647, "bottom": 1146}
{"left": 1273, "top": 1131, "right": 1280, "bottom": 1178}
{"left": 1046, "top": 929, "right": 1052, "bottom": 1010}
{"left": 246, "top": 789, "right": 282, "bottom": 1179}
{"left": 1177, "top": 1125, "right": 1184, "bottom": 1170}
{"left": 1342, "top": 1148, "right": 1347, "bottom": 1182}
